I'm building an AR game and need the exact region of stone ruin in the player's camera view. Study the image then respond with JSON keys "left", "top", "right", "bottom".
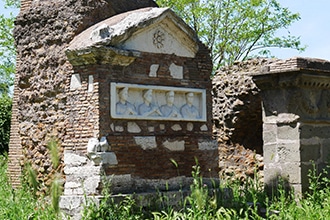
{"left": 9, "top": 0, "right": 218, "bottom": 218}
{"left": 213, "top": 57, "right": 330, "bottom": 193}
{"left": 7, "top": 0, "right": 330, "bottom": 219}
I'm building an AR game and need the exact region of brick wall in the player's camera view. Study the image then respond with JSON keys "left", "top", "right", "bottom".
{"left": 67, "top": 47, "right": 218, "bottom": 182}
{"left": 9, "top": 0, "right": 158, "bottom": 189}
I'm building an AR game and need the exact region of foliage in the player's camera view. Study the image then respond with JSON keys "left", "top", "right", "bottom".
{"left": 4, "top": 0, "right": 20, "bottom": 8}
{"left": 1, "top": 155, "right": 330, "bottom": 219}
{"left": 21, "top": 137, "right": 63, "bottom": 217}
{"left": 0, "top": 95, "right": 11, "bottom": 154}
{"left": 0, "top": 0, "right": 18, "bottom": 96}
{"left": 156, "top": 0, "right": 305, "bottom": 70}
{"left": 82, "top": 175, "right": 143, "bottom": 220}
{"left": 47, "top": 137, "right": 61, "bottom": 170}
{"left": 82, "top": 161, "right": 330, "bottom": 220}
{"left": 0, "top": 155, "right": 60, "bottom": 219}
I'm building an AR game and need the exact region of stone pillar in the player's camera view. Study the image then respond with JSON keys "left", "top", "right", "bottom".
{"left": 252, "top": 59, "right": 330, "bottom": 194}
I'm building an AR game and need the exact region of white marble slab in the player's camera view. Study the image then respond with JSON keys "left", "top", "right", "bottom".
{"left": 110, "top": 82, "right": 207, "bottom": 121}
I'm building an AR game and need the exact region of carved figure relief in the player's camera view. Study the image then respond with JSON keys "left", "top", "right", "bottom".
{"left": 180, "top": 92, "right": 200, "bottom": 119}
{"left": 111, "top": 83, "right": 206, "bottom": 121}
{"left": 292, "top": 88, "right": 330, "bottom": 120}
{"left": 116, "top": 87, "right": 137, "bottom": 115}
{"left": 160, "top": 91, "right": 181, "bottom": 118}
{"left": 138, "top": 89, "right": 162, "bottom": 116}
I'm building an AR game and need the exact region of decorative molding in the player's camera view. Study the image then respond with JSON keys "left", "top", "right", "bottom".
{"left": 110, "top": 82, "right": 207, "bottom": 121}
{"left": 153, "top": 30, "right": 165, "bottom": 49}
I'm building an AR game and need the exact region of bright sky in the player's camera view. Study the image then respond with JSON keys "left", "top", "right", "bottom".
{"left": 268, "top": 0, "right": 330, "bottom": 61}
{"left": 0, "top": 0, "right": 329, "bottom": 61}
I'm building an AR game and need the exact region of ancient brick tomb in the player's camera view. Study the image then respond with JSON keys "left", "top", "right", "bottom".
{"left": 61, "top": 7, "right": 218, "bottom": 215}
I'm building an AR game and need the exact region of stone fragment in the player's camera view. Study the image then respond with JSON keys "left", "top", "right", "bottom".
{"left": 198, "top": 140, "right": 218, "bottom": 150}
{"left": 88, "top": 75, "right": 94, "bottom": 92}
{"left": 149, "top": 64, "right": 159, "bottom": 77}
{"left": 163, "top": 140, "right": 185, "bottom": 151}
{"left": 127, "top": 122, "right": 141, "bottom": 133}
{"left": 70, "top": 74, "right": 81, "bottom": 90}
{"left": 134, "top": 136, "right": 157, "bottom": 150}
{"left": 87, "top": 138, "right": 100, "bottom": 154}
{"left": 187, "top": 122, "right": 193, "bottom": 131}
{"left": 64, "top": 152, "right": 88, "bottom": 167}
{"left": 99, "top": 136, "right": 110, "bottom": 151}
{"left": 115, "top": 126, "right": 124, "bottom": 132}
{"left": 99, "top": 152, "right": 118, "bottom": 165}
{"left": 171, "top": 124, "right": 182, "bottom": 131}
{"left": 169, "top": 63, "right": 183, "bottom": 79}
{"left": 200, "top": 124, "right": 208, "bottom": 131}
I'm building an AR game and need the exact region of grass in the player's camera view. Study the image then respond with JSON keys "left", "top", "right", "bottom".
{"left": 83, "top": 161, "right": 330, "bottom": 220}
{"left": 0, "top": 155, "right": 60, "bottom": 219}
{"left": 1, "top": 153, "right": 329, "bottom": 219}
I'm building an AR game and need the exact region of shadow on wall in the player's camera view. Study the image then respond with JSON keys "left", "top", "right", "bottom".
{"left": 264, "top": 174, "right": 292, "bottom": 198}
{"left": 212, "top": 64, "right": 263, "bottom": 155}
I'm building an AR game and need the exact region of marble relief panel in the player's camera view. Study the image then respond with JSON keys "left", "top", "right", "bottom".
{"left": 110, "top": 82, "right": 207, "bottom": 121}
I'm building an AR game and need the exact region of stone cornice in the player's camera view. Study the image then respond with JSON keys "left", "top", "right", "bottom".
{"left": 65, "top": 46, "right": 140, "bottom": 66}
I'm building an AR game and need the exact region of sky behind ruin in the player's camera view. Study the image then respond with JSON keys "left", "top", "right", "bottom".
{"left": 0, "top": 0, "right": 329, "bottom": 61}
{"left": 267, "top": 0, "right": 330, "bottom": 61}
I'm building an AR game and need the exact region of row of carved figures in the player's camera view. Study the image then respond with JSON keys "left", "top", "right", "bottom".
{"left": 116, "top": 87, "right": 200, "bottom": 119}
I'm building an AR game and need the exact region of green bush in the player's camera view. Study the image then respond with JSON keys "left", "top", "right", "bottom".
{"left": 0, "top": 95, "right": 12, "bottom": 154}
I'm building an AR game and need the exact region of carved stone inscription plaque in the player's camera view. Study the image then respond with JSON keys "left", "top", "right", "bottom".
{"left": 110, "top": 83, "right": 207, "bottom": 121}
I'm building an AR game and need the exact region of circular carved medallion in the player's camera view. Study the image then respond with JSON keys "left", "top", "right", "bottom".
{"left": 153, "top": 30, "right": 165, "bottom": 49}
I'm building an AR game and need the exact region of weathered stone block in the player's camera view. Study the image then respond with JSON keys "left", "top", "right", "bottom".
{"left": 127, "top": 122, "right": 142, "bottom": 133}
{"left": 99, "top": 152, "right": 118, "bottom": 165}
{"left": 300, "top": 125, "right": 330, "bottom": 139}
{"left": 169, "top": 63, "right": 183, "bottom": 79}
{"left": 171, "top": 124, "right": 182, "bottom": 131}
{"left": 277, "top": 124, "right": 300, "bottom": 141}
{"left": 198, "top": 140, "right": 218, "bottom": 150}
{"left": 263, "top": 164, "right": 282, "bottom": 184}
{"left": 200, "top": 124, "right": 208, "bottom": 131}
{"left": 134, "top": 136, "right": 157, "bottom": 150}
{"left": 64, "top": 165, "right": 101, "bottom": 177}
{"left": 163, "top": 140, "right": 185, "bottom": 151}
{"left": 63, "top": 181, "right": 84, "bottom": 195}
{"left": 109, "top": 174, "right": 133, "bottom": 193}
{"left": 64, "top": 153, "right": 88, "bottom": 167}
{"left": 263, "top": 143, "right": 278, "bottom": 163}
{"left": 321, "top": 140, "right": 330, "bottom": 162}
{"left": 277, "top": 142, "right": 300, "bottom": 163}
{"left": 300, "top": 144, "right": 321, "bottom": 162}
{"left": 263, "top": 129, "right": 277, "bottom": 144}
{"left": 84, "top": 176, "right": 102, "bottom": 195}
{"left": 59, "top": 195, "right": 86, "bottom": 220}
{"left": 283, "top": 162, "right": 301, "bottom": 184}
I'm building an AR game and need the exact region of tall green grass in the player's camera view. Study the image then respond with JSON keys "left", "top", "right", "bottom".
{"left": 1, "top": 153, "right": 329, "bottom": 219}
{"left": 83, "top": 161, "right": 330, "bottom": 220}
{"left": 0, "top": 155, "right": 59, "bottom": 219}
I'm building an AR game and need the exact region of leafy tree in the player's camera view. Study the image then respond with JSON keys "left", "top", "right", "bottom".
{"left": 0, "top": 0, "right": 18, "bottom": 153}
{"left": 0, "top": 0, "right": 18, "bottom": 96}
{"left": 0, "top": 95, "right": 11, "bottom": 154}
{"left": 156, "top": 0, "right": 305, "bottom": 69}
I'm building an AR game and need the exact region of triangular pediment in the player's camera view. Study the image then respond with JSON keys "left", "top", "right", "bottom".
{"left": 67, "top": 7, "right": 199, "bottom": 59}
{"left": 121, "top": 16, "right": 198, "bottom": 58}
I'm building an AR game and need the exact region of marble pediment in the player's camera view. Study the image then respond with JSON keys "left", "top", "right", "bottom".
{"left": 66, "top": 7, "right": 199, "bottom": 64}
